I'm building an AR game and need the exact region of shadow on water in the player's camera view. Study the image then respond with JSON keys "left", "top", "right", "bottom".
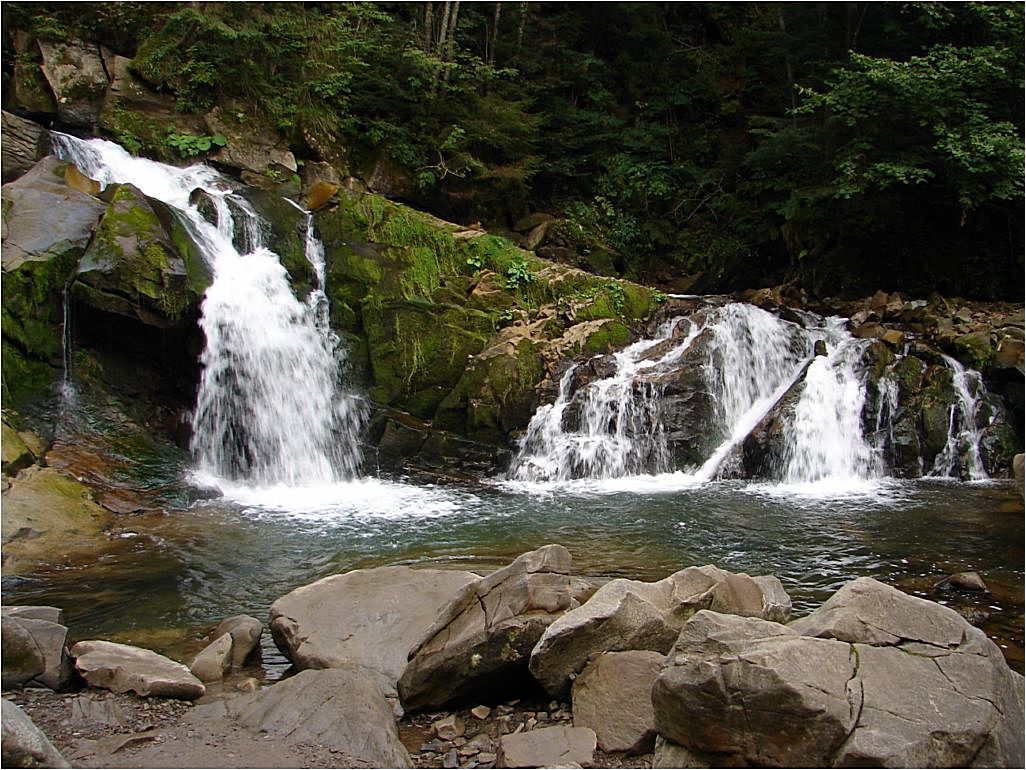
{"left": 3, "top": 475, "right": 1023, "bottom": 676}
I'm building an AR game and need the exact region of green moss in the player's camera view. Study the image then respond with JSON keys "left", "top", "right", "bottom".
{"left": 581, "top": 321, "right": 632, "bottom": 355}
{"left": 0, "top": 340, "right": 59, "bottom": 412}
{"left": 1, "top": 254, "right": 78, "bottom": 360}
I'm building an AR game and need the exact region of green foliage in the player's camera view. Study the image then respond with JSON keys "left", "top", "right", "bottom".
{"left": 164, "top": 130, "right": 227, "bottom": 158}
{"left": 503, "top": 258, "right": 535, "bottom": 290}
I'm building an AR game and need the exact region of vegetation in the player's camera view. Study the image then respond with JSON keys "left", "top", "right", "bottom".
{"left": 3, "top": 2, "right": 1022, "bottom": 299}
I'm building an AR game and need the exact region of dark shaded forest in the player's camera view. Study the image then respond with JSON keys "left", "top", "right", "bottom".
{"left": 4, "top": 1, "right": 1023, "bottom": 299}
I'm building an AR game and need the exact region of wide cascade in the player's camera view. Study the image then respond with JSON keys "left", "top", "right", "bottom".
{"left": 50, "top": 134, "right": 365, "bottom": 486}
{"left": 508, "top": 302, "right": 890, "bottom": 485}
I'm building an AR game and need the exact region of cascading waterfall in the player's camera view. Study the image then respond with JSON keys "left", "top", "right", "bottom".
{"left": 929, "top": 355, "right": 991, "bottom": 480}
{"left": 50, "top": 133, "right": 365, "bottom": 486}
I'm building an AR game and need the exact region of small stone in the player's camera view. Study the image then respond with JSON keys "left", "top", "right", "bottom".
{"left": 434, "top": 714, "right": 466, "bottom": 741}
{"left": 471, "top": 705, "right": 492, "bottom": 720}
{"left": 937, "top": 571, "right": 988, "bottom": 593}
{"left": 478, "top": 752, "right": 497, "bottom": 763}
{"left": 444, "top": 748, "right": 460, "bottom": 768}
{"left": 526, "top": 718, "right": 538, "bottom": 730}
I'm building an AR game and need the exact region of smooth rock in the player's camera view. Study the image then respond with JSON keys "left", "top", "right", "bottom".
{"left": 1, "top": 615, "right": 44, "bottom": 689}
{"left": 571, "top": 650, "right": 662, "bottom": 755}
{"left": 399, "top": 545, "right": 573, "bottom": 711}
{"left": 189, "top": 632, "right": 232, "bottom": 683}
{"left": 211, "top": 614, "right": 262, "bottom": 668}
{"left": 471, "top": 705, "right": 492, "bottom": 720}
{"left": 497, "top": 725, "right": 596, "bottom": 768}
{"left": 936, "top": 570, "right": 988, "bottom": 593}
{"left": 1, "top": 613, "right": 73, "bottom": 691}
{"left": 210, "top": 667, "right": 412, "bottom": 767}
{"left": 270, "top": 565, "right": 478, "bottom": 698}
{"left": 1, "top": 111, "right": 49, "bottom": 184}
{"left": 71, "top": 640, "right": 205, "bottom": 699}
{"left": 529, "top": 564, "right": 790, "bottom": 697}
{"left": 1, "top": 699, "right": 70, "bottom": 768}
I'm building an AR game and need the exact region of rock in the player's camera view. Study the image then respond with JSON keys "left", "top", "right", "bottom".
{"left": 71, "top": 640, "right": 205, "bottom": 699}
{"left": 305, "top": 180, "right": 338, "bottom": 211}
{"left": 497, "top": 725, "right": 596, "bottom": 768}
{"left": 189, "top": 633, "right": 233, "bottom": 683}
{"left": 1, "top": 111, "right": 49, "bottom": 183}
{"left": 522, "top": 221, "right": 550, "bottom": 251}
{"left": 399, "top": 545, "right": 573, "bottom": 711}
{"left": 211, "top": 614, "right": 263, "bottom": 668}
{"left": 1, "top": 699, "right": 71, "bottom": 768}
{"left": 1014, "top": 453, "right": 1024, "bottom": 495}
{"left": 936, "top": 571, "right": 989, "bottom": 593}
{"left": 881, "top": 328, "right": 905, "bottom": 348}
{"left": 471, "top": 705, "right": 492, "bottom": 720}
{"left": 571, "top": 650, "right": 663, "bottom": 754}
{"left": 206, "top": 667, "right": 412, "bottom": 767}
{"left": 205, "top": 106, "right": 297, "bottom": 182}
{"left": 513, "top": 213, "right": 553, "bottom": 233}
{"left": 434, "top": 714, "right": 466, "bottom": 740}
{"left": 652, "top": 736, "right": 726, "bottom": 768}
{"left": 1, "top": 609, "right": 73, "bottom": 690}
{"left": 270, "top": 565, "right": 478, "bottom": 699}
{"left": 38, "top": 39, "right": 109, "bottom": 128}
{"left": 2, "top": 421, "right": 35, "bottom": 476}
{"left": 652, "top": 578, "right": 1025, "bottom": 767}
{"left": 529, "top": 564, "right": 791, "bottom": 697}
{"left": 75, "top": 182, "right": 209, "bottom": 328}
{"left": 995, "top": 337, "right": 1025, "bottom": 374}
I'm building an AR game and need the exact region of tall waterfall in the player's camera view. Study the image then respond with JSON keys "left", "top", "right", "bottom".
{"left": 51, "top": 134, "right": 365, "bottom": 486}
{"left": 508, "top": 303, "right": 886, "bottom": 486}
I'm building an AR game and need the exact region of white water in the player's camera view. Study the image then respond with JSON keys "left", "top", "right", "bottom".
{"left": 50, "top": 134, "right": 365, "bottom": 487}
{"left": 929, "top": 355, "right": 991, "bottom": 480}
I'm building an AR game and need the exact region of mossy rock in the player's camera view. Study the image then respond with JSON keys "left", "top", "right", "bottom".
{"left": 76, "top": 183, "right": 205, "bottom": 327}
{"left": 234, "top": 187, "right": 316, "bottom": 299}
{"left": 952, "top": 331, "right": 995, "bottom": 371}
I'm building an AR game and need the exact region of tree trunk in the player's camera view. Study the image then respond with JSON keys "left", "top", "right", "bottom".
{"left": 424, "top": 2, "right": 434, "bottom": 51}
{"left": 487, "top": 2, "right": 502, "bottom": 66}
{"left": 442, "top": 1, "right": 460, "bottom": 83}
{"left": 436, "top": 1, "right": 452, "bottom": 56}
{"left": 516, "top": 1, "right": 528, "bottom": 54}
{"left": 777, "top": 6, "right": 797, "bottom": 120}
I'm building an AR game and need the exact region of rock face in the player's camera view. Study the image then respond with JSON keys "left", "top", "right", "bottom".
{"left": 399, "top": 545, "right": 574, "bottom": 711}
{"left": 212, "top": 614, "right": 263, "bottom": 668}
{"left": 71, "top": 640, "right": 205, "bottom": 700}
{"left": 270, "top": 566, "right": 478, "bottom": 699}
{"left": 652, "top": 578, "right": 1025, "bottom": 768}
{"left": 529, "top": 564, "right": 791, "bottom": 697}
{"left": 497, "top": 725, "right": 597, "bottom": 769}
{"left": 1, "top": 112, "right": 49, "bottom": 183}
{"left": 1, "top": 607, "right": 73, "bottom": 691}
{"left": 202, "top": 667, "right": 412, "bottom": 768}
{"left": 2, "top": 698, "right": 71, "bottom": 769}
{"left": 571, "top": 650, "right": 663, "bottom": 755}
{"left": 38, "top": 39, "right": 108, "bottom": 128}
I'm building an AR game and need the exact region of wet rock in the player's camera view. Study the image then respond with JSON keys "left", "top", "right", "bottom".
{"left": 399, "top": 545, "right": 573, "bottom": 711}
{"left": 2, "top": 699, "right": 70, "bottom": 768}
{"left": 212, "top": 614, "right": 263, "bottom": 668}
{"left": 204, "top": 106, "right": 297, "bottom": 184}
{"left": 1, "top": 422, "right": 36, "bottom": 476}
{"left": 71, "top": 640, "right": 205, "bottom": 699}
{"left": 201, "top": 667, "right": 412, "bottom": 767}
{"left": 1, "top": 111, "right": 49, "bottom": 184}
{"left": 1, "top": 608, "right": 73, "bottom": 690}
{"left": 529, "top": 564, "right": 790, "bottom": 697}
{"left": 38, "top": 39, "right": 108, "bottom": 128}
{"left": 935, "top": 571, "right": 988, "bottom": 593}
{"left": 189, "top": 633, "right": 232, "bottom": 683}
{"left": 305, "top": 180, "right": 338, "bottom": 211}
{"left": 270, "top": 565, "right": 478, "bottom": 700}
{"left": 572, "top": 650, "right": 663, "bottom": 755}
{"left": 497, "top": 725, "right": 596, "bottom": 768}
{"left": 653, "top": 578, "right": 1025, "bottom": 767}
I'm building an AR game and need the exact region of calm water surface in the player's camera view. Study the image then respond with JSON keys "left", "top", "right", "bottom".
{"left": 4, "top": 475, "right": 1023, "bottom": 673}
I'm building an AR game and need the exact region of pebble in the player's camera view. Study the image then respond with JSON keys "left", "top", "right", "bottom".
{"left": 470, "top": 705, "right": 491, "bottom": 720}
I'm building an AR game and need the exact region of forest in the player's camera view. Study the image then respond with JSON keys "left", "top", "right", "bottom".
{"left": 4, "top": 1, "right": 1023, "bottom": 300}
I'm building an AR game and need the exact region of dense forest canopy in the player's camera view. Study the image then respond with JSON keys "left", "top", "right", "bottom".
{"left": 3, "top": 1, "right": 1023, "bottom": 300}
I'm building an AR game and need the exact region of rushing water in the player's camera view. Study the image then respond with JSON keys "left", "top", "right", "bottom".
{"left": 50, "top": 134, "right": 366, "bottom": 486}
{"left": 14, "top": 137, "right": 1019, "bottom": 677}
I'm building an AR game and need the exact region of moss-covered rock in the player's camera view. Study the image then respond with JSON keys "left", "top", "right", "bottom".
{"left": 75, "top": 183, "right": 209, "bottom": 327}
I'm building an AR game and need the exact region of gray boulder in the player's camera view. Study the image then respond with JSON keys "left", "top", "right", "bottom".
{"left": 1, "top": 112, "right": 49, "bottom": 184}
{"left": 1, "top": 699, "right": 70, "bottom": 769}
{"left": 652, "top": 578, "right": 1025, "bottom": 768}
{"left": 202, "top": 667, "right": 412, "bottom": 768}
{"left": 212, "top": 614, "right": 263, "bottom": 668}
{"left": 189, "top": 633, "right": 233, "bottom": 683}
{"left": 1, "top": 609, "right": 73, "bottom": 691}
{"left": 70, "top": 640, "right": 205, "bottom": 700}
{"left": 270, "top": 565, "right": 478, "bottom": 700}
{"left": 529, "top": 564, "right": 791, "bottom": 697}
{"left": 399, "top": 545, "right": 574, "bottom": 711}
{"left": 571, "top": 650, "right": 663, "bottom": 755}
{"left": 38, "top": 39, "right": 108, "bottom": 128}
{"left": 497, "top": 725, "right": 596, "bottom": 769}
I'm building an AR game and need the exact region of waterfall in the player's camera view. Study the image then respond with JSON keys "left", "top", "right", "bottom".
{"left": 929, "top": 355, "right": 991, "bottom": 480}
{"left": 50, "top": 134, "right": 365, "bottom": 486}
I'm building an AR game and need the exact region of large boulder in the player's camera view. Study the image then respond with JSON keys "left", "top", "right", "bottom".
{"left": 70, "top": 640, "right": 205, "bottom": 700}
{"left": 652, "top": 578, "right": 1025, "bottom": 767}
{"left": 199, "top": 667, "right": 412, "bottom": 768}
{"left": 1, "top": 607, "right": 73, "bottom": 691}
{"left": 1, "top": 699, "right": 70, "bottom": 769}
{"left": 270, "top": 565, "right": 478, "bottom": 700}
{"left": 497, "top": 725, "right": 596, "bottom": 769}
{"left": 529, "top": 564, "right": 791, "bottom": 697}
{"left": 571, "top": 650, "right": 663, "bottom": 755}
{"left": 398, "top": 545, "right": 574, "bottom": 711}
{"left": 1, "top": 112, "right": 49, "bottom": 184}
{"left": 37, "top": 39, "right": 108, "bottom": 129}
{"left": 74, "top": 183, "right": 210, "bottom": 328}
